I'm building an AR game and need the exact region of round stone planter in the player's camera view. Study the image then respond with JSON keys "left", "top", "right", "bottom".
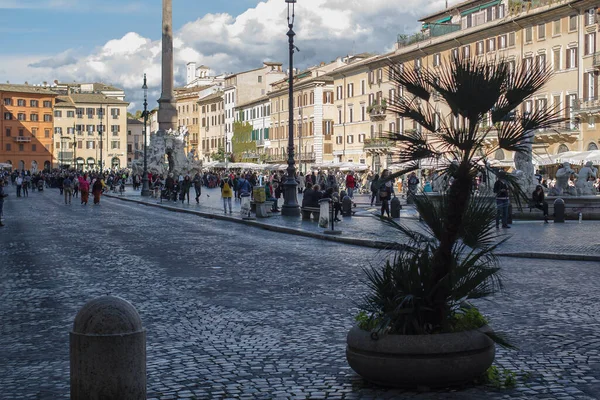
{"left": 346, "top": 325, "right": 495, "bottom": 388}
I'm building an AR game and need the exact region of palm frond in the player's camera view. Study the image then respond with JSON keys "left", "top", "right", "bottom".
{"left": 387, "top": 61, "right": 431, "bottom": 101}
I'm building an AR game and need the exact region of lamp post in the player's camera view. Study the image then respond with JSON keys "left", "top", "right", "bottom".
{"left": 60, "top": 135, "right": 64, "bottom": 169}
{"left": 281, "top": 0, "right": 300, "bottom": 216}
{"left": 141, "top": 74, "right": 151, "bottom": 196}
{"left": 72, "top": 124, "right": 77, "bottom": 171}
{"left": 99, "top": 111, "right": 104, "bottom": 172}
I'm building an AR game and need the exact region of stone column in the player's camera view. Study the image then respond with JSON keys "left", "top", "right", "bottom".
{"left": 158, "top": 0, "right": 178, "bottom": 132}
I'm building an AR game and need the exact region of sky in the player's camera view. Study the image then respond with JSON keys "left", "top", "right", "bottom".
{"left": 0, "top": 0, "right": 459, "bottom": 111}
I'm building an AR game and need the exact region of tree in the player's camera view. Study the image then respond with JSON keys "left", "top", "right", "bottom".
{"left": 210, "top": 147, "right": 226, "bottom": 162}
{"left": 127, "top": 110, "right": 143, "bottom": 119}
{"left": 380, "top": 55, "right": 563, "bottom": 330}
{"left": 231, "top": 120, "right": 257, "bottom": 161}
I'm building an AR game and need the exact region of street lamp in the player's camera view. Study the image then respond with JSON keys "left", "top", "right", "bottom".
{"left": 141, "top": 73, "right": 151, "bottom": 196}
{"left": 72, "top": 123, "right": 77, "bottom": 171}
{"left": 99, "top": 110, "right": 104, "bottom": 172}
{"left": 281, "top": 0, "right": 300, "bottom": 216}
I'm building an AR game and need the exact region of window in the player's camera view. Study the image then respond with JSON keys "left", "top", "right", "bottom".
{"left": 5, "top": 128, "right": 10, "bottom": 137}
{"left": 451, "top": 48, "right": 459, "bottom": 60}
{"left": 414, "top": 58, "right": 421, "bottom": 71}
{"left": 324, "top": 92, "right": 333, "bottom": 104}
{"left": 589, "top": 117, "right": 596, "bottom": 128}
{"left": 584, "top": 72, "right": 597, "bottom": 101}
{"left": 30, "top": 100, "right": 38, "bottom": 107}
{"left": 585, "top": 8, "right": 596, "bottom": 26}
{"left": 538, "top": 23, "right": 546, "bottom": 40}
{"left": 525, "top": 27, "right": 532, "bottom": 43}
{"left": 43, "top": 114, "right": 52, "bottom": 122}
{"left": 6, "top": 144, "right": 11, "bottom": 151}
{"left": 336, "top": 86, "right": 343, "bottom": 100}
{"left": 347, "top": 83, "right": 354, "bottom": 98}
{"left": 111, "top": 141, "right": 120, "bottom": 149}
{"left": 462, "top": 45, "right": 470, "bottom": 58}
{"left": 476, "top": 41, "right": 484, "bottom": 55}
{"left": 536, "top": 53, "right": 546, "bottom": 72}
{"left": 3, "top": 98, "right": 11, "bottom": 105}
{"left": 377, "top": 68, "right": 383, "bottom": 82}
{"left": 361, "top": 105, "right": 366, "bottom": 121}
{"left": 111, "top": 125, "right": 120, "bottom": 134}
{"left": 4, "top": 112, "right": 12, "bottom": 120}
{"left": 111, "top": 108, "right": 120, "bottom": 118}
{"left": 358, "top": 134, "right": 365, "bottom": 143}
{"left": 17, "top": 113, "right": 26, "bottom": 121}
{"left": 17, "top": 99, "right": 25, "bottom": 106}
{"left": 338, "top": 108, "right": 342, "bottom": 124}
{"left": 18, "top": 144, "right": 24, "bottom": 152}
{"left": 498, "top": 35, "right": 507, "bottom": 49}
{"left": 569, "top": 15, "right": 577, "bottom": 31}
{"left": 45, "top": 129, "right": 50, "bottom": 138}
{"left": 336, "top": 136, "right": 343, "bottom": 144}
{"left": 86, "top": 141, "right": 94, "bottom": 149}
{"left": 32, "top": 128, "right": 37, "bottom": 137}
{"left": 566, "top": 47, "right": 578, "bottom": 69}
{"left": 258, "top": 76, "right": 262, "bottom": 83}
{"left": 486, "top": 38, "right": 496, "bottom": 52}
{"left": 54, "top": 110, "right": 62, "bottom": 118}
{"left": 508, "top": 32, "right": 515, "bottom": 47}
{"left": 433, "top": 53, "right": 441, "bottom": 66}
{"left": 361, "top": 80, "right": 366, "bottom": 95}
{"left": 553, "top": 48, "right": 561, "bottom": 71}
{"left": 553, "top": 19, "right": 561, "bottom": 35}
{"left": 585, "top": 33, "right": 597, "bottom": 56}
{"left": 55, "top": 127, "right": 63, "bottom": 134}
{"left": 32, "top": 144, "right": 36, "bottom": 152}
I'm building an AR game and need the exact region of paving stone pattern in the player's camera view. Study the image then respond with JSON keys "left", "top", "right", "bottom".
{"left": 1, "top": 186, "right": 599, "bottom": 399}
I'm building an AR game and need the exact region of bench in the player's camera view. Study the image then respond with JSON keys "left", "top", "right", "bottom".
{"left": 251, "top": 200, "right": 278, "bottom": 213}
{"left": 301, "top": 206, "right": 320, "bottom": 220}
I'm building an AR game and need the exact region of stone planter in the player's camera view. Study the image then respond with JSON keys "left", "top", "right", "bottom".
{"left": 346, "top": 325, "right": 495, "bottom": 388}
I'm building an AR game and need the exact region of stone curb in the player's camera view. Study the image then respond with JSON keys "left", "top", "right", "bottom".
{"left": 104, "top": 194, "right": 404, "bottom": 251}
{"left": 105, "top": 194, "right": 595, "bottom": 261}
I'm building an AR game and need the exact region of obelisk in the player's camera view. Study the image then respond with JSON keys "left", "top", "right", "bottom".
{"left": 158, "top": 0, "right": 177, "bottom": 131}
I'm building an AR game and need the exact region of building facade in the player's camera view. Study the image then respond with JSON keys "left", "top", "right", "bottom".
{"left": 234, "top": 96, "right": 271, "bottom": 163}
{"left": 198, "top": 91, "right": 226, "bottom": 162}
{"left": 0, "top": 84, "right": 58, "bottom": 172}
{"left": 53, "top": 92, "right": 129, "bottom": 170}
{"left": 127, "top": 118, "right": 143, "bottom": 167}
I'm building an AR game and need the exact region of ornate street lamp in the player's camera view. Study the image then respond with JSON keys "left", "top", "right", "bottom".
{"left": 281, "top": 0, "right": 300, "bottom": 216}
{"left": 141, "top": 73, "right": 151, "bottom": 196}
{"left": 99, "top": 111, "right": 104, "bottom": 172}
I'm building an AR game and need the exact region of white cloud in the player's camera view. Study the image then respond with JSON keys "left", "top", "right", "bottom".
{"left": 6, "top": 0, "right": 464, "bottom": 110}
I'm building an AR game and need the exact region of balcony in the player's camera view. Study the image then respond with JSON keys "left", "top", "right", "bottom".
{"left": 574, "top": 96, "right": 600, "bottom": 116}
{"left": 189, "top": 139, "right": 198, "bottom": 145}
{"left": 593, "top": 52, "right": 600, "bottom": 68}
{"left": 368, "top": 101, "right": 388, "bottom": 122}
{"left": 396, "top": 23, "right": 461, "bottom": 49}
{"left": 14, "top": 136, "right": 32, "bottom": 142}
{"left": 58, "top": 152, "right": 74, "bottom": 162}
{"left": 364, "top": 137, "right": 393, "bottom": 152}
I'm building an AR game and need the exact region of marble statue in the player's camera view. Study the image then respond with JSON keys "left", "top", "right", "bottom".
{"left": 550, "top": 162, "right": 576, "bottom": 196}
{"left": 575, "top": 161, "right": 598, "bottom": 196}
{"left": 514, "top": 137, "right": 536, "bottom": 195}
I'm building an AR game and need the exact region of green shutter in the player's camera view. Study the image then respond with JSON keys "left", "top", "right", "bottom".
{"left": 264, "top": 128, "right": 269, "bottom": 139}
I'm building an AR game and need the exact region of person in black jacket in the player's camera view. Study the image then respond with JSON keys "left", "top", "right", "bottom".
{"left": 532, "top": 185, "right": 549, "bottom": 223}
{"left": 302, "top": 184, "right": 322, "bottom": 208}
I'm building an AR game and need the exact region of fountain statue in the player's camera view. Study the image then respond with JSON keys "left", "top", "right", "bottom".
{"left": 549, "top": 162, "right": 576, "bottom": 196}
{"left": 575, "top": 161, "right": 598, "bottom": 196}
{"left": 132, "top": 126, "right": 201, "bottom": 177}
{"left": 513, "top": 136, "right": 536, "bottom": 195}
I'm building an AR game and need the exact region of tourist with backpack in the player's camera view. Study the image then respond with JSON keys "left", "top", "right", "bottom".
{"left": 220, "top": 174, "right": 234, "bottom": 214}
{"left": 63, "top": 175, "right": 73, "bottom": 205}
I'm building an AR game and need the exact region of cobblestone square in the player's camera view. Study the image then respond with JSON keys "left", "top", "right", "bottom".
{"left": 1, "top": 187, "right": 600, "bottom": 399}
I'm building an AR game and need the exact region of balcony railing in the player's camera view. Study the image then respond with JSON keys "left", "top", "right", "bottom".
{"left": 397, "top": 23, "right": 461, "bottom": 49}
{"left": 593, "top": 52, "right": 600, "bottom": 68}
{"left": 364, "top": 137, "right": 392, "bottom": 150}
{"left": 58, "top": 152, "right": 74, "bottom": 161}
{"left": 14, "top": 136, "right": 32, "bottom": 142}
{"left": 574, "top": 96, "right": 600, "bottom": 112}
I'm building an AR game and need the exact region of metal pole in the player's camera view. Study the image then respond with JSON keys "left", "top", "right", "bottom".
{"left": 141, "top": 74, "right": 151, "bottom": 196}
{"left": 281, "top": 0, "right": 300, "bottom": 216}
{"left": 99, "top": 110, "right": 103, "bottom": 173}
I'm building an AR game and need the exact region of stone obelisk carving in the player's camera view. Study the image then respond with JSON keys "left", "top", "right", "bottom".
{"left": 158, "top": 0, "right": 177, "bottom": 131}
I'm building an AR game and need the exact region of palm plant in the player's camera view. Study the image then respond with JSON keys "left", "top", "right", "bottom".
{"left": 361, "top": 56, "right": 563, "bottom": 334}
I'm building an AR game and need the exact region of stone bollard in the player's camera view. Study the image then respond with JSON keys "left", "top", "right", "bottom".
{"left": 391, "top": 196, "right": 402, "bottom": 219}
{"left": 554, "top": 198, "right": 565, "bottom": 223}
{"left": 342, "top": 196, "right": 353, "bottom": 217}
{"left": 70, "top": 296, "right": 146, "bottom": 400}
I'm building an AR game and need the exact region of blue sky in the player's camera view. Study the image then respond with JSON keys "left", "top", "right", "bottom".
{"left": 0, "top": 0, "right": 257, "bottom": 55}
{"left": 0, "top": 0, "right": 449, "bottom": 110}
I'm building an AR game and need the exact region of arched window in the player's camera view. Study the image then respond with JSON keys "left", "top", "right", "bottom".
{"left": 18, "top": 160, "right": 25, "bottom": 171}
{"left": 494, "top": 149, "right": 505, "bottom": 161}
{"left": 557, "top": 144, "right": 569, "bottom": 154}
{"left": 587, "top": 142, "right": 598, "bottom": 151}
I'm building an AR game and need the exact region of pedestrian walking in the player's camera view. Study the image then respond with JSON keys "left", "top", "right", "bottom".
{"left": 79, "top": 174, "right": 90, "bottom": 205}
{"left": 63, "top": 175, "right": 73, "bottom": 205}
{"left": 73, "top": 176, "right": 79, "bottom": 198}
{"left": 180, "top": 175, "right": 191, "bottom": 204}
{"left": 193, "top": 172, "right": 202, "bottom": 204}
{"left": 92, "top": 178, "right": 103, "bottom": 205}
{"left": 0, "top": 178, "right": 7, "bottom": 226}
{"left": 370, "top": 174, "right": 379, "bottom": 206}
{"left": 220, "top": 174, "right": 234, "bottom": 214}
{"left": 345, "top": 171, "right": 356, "bottom": 198}
{"left": 15, "top": 175, "right": 23, "bottom": 197}
{"left": 379, "top": 169, "right": 394, "bottom": 217}
{"left": 493, "top": 172, "right": 510, "bottom": 229}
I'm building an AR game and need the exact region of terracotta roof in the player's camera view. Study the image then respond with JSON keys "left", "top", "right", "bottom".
{"left": 236, "top": 95, "right": 270, "bottom": 109}
{"left": 127, "top": 118, "right": 143, "bottom": 125}
{"left": 54, "top": 95, "right": 76, "bottom": 108}
{"left": 0, "top": 83, "right": 58, "bottom": 95}
{"left": 197, "top": 91, "right": 223, "bottom": 104}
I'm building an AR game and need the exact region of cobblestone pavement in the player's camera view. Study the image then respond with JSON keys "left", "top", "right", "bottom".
{"left": 1, "top": 186, "right": 600, "bottom": 399}
{"left": 113, "top": 186, "right": 600, "bottom": 258}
